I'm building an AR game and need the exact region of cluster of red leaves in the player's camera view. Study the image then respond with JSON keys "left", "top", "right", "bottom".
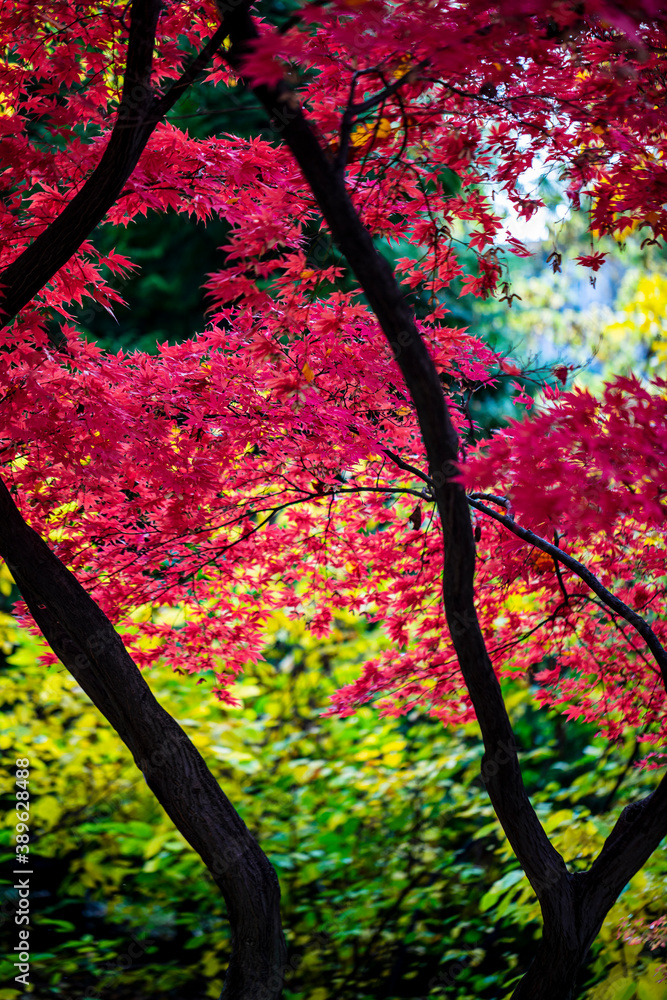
{"left": 462, "top": 378, "right": 667, "bottom": 747}
{"left": 0, "top": 0, "right": 666, "bottom": 750}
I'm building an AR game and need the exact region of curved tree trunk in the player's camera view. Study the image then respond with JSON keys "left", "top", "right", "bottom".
{"left": 0, "top": 478, "right": 287, "bottom": 1000}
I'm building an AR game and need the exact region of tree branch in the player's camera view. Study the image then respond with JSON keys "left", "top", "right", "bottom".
{"left": 383, "top": 448, "right": 434, "bottom": 488}
{"left": 583, "top": 770, "right": 667, "bottom": 935}
{"left": 349, "top": 60, "right": 429, "bottom": 118}
{"left": 468, "top": 496, "right": 667, "bottom": 693}
{"left": 469, "top": 491, "right": 514, "bottom": 517}
{"left": 150, "top": 22, "right": 231, "bottom": 120}
{"left": 0, "top": 477, "right": 287, "bottom": 1000}
{"left": 334, "top": 61, "right": 427, "bottom": 173}
{"left": 0, "top": 5, "right": 229, "bottom": 327}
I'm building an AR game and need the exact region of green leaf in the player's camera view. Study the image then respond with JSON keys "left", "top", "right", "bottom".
{"left": 637, "top": 973, "right": 666, "bottom": 1000}
{"left": 493, "top": 869, "right": 526, "bottom": 893}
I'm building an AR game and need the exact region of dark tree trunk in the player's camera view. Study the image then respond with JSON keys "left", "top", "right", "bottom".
{"left": 0, "top": 479, "right": 287, "bottom": 1000}
{"left": 0, "top": 0, "right": 228, "bottom": 328}
{"left": 510, "top": 876, "right": 598, "bottom": 1000}
{"left": 511, "top": 945, "right": 585, "bottom": 1000}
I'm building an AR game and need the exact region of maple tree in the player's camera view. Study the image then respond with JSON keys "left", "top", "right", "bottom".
{"left": 1, "top": 1, "right": 667, "bottom": 998}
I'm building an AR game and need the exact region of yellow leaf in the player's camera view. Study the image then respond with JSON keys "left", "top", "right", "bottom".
{"left": 32, "top": 794, "right": 61, "bottom": 829}
{"left": 393, "top": 57, "right": 412, "bottom": 79}
{"left": 143, "top": 833, "right": 170, "bottom": 859}
{"left": 302, "top": 362, "right": 315, "bottom": 382}
{"left": 589, "top": 973, "right": 637, "bottom": 1000}
{"left": 0, "top": 562, "right": 14, "bottom": 595}
{"left": 382, "top": 739, "right": 406, "bottom": 754}
{"left": 350, "top": 117, "right": 392, "bottom": 147}
{"left": 202, "top": 952, "right": 222, "bottom": 977}
{"left": 543, "top": 809, "right": 574, "bottom": 834}
{"left": 637, "top": 965, "right": 667, "bottom": 1000}
{"left": 130, "top": 603, "right": 154, "bottom": 623}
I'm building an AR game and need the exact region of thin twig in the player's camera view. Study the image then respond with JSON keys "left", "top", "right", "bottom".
{"left": 601, "top": 740, "right": 640, "bottom": 813}
{"left": 349, "top": 60, "right": 429, "bottom": 118}
{"left": 150, "top": 23, "right": 230, "bottom": 121}
{"left": 552, "top": 531, "right": 569, "bottom": 605}
{"left": 383, "top": 448, "right": 433, "bottom": 487}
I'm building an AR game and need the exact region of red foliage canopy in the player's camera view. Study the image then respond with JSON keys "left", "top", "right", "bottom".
{"left": 1, "top": 0, "right": 666, "bottom": 757}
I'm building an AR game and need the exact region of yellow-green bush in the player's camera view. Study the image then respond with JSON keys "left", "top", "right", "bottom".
{"left": 0, "top": 614, "right": 664, "bottom": 999}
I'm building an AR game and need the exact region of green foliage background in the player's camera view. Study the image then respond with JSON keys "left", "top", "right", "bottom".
{"left": 1, "top": 602, "right": 665, "bottom": 1000}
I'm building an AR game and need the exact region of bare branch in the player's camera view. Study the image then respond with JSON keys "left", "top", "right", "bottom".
{"left": 335, "top": 61, "right": 428, "bottom": 172}
{"left": 469, "top": 491, "right": 514, "bottom": 518}
{"left": 382, "top": 448, "right": 434, "bottom": 487}
{"left": 151, "top": 22, "right": 230, "bottom": 119}
{"left": 469, "top": 496, "right": 667, "bottom": 692}
{"left": 349, "top": 60, "right": 429, "bottom": 118}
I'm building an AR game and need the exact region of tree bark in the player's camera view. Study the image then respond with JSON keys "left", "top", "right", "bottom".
{"left": 0, "top": 478, "right": 287, "bottom": 1000}
{"left": 509, "top": 776, "right": 667, "bottom": 998}
{"left": 220, "top": 6, "right": 667, "bottom": 998}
